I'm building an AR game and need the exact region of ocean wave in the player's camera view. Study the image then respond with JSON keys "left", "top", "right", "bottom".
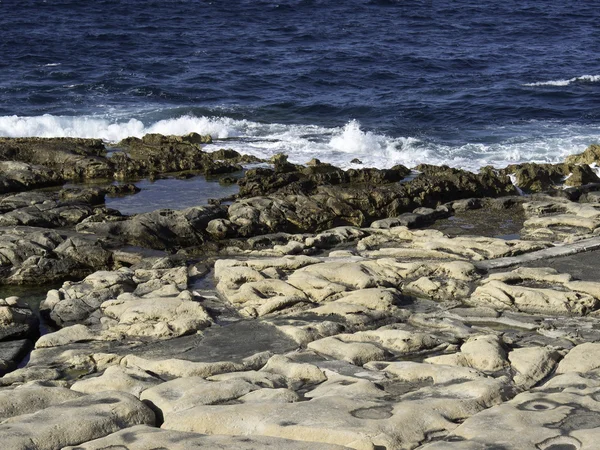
{"left": 524, "top": 74, "right": 600, "bottom": 87}
{"left": 0, "top": 114, "right": 598, "bottom": 172}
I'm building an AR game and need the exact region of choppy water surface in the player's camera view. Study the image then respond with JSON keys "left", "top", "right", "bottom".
{"left": 1, "top": 0, "right": 600, "bottom": 170}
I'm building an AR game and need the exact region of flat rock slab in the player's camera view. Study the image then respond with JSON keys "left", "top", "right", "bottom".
{"left": 0, "top": 385, "right": 83, "bottom": 421}
{"left": 476, "top": 236, "right": 600, "bottom": 271}
{"left": 64, "top": 424, "right": 350, "bottom": 449}
{"left": 0, "top": 391, "right": 154, "bottom": 450}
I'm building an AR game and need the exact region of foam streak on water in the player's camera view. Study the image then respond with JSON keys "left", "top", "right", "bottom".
{"left": 524, "top": 75, "right": 600, "bottom": 87}
{"left": 1, "top": 113, "right": 598, "bottom": 172}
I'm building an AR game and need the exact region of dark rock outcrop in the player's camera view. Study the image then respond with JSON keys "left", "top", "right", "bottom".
{"left": 77, "top": 205, "right": 227, "bottom": 251}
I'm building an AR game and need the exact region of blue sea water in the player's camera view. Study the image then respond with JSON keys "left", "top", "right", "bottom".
{"left": 1, "top": 0, "right": 600, "bottom": 171}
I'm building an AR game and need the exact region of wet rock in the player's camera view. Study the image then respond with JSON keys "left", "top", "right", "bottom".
{"left": 0, "top": 161, "right": 63, "bottom": 193}
{"left": 0, "top": 137, "right": 112, "bottom": 180}
{"left": 0, "top": 227, "right": 113, "bottom": 285}
{"left": 113, "top": 133, "right": 242, "bottom": 179}
{"left": 0, "top": 296, "right": 39, "bottom": 342}
{"left": 78, "top": 205, "right": 226, "bottom": 250}
{"left": 565, "top": 143, "right": 600, "bottom": 165}
{"left": 59, "top": 187, "right": 106, "bottom": 206}
{"left": 104, "top": 183, "right": 141, "bottom": 197}
{"left": 0, "top": 339, "right": 33, "bottom": 375}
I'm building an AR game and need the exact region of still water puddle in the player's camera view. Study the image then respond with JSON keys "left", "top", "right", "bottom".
{"left": 105, "top": 175, "right": 240, "bottom": 215}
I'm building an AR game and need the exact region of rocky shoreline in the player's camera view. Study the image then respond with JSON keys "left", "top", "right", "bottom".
{"left": 2, "top": 135, "right": 600, "bottom": 449}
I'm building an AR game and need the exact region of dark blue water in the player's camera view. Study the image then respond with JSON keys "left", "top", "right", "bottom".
{"left": 1, "top": 0, "right": 600, "bottom": 170}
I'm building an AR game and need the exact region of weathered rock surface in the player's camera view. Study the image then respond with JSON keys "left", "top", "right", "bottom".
{"left": 0, "top": 384, "right": 83, "bottom": 420}
{"left": 0, "top": 227, "right": 113, "bottom": 285}
{"left": 0, "top": 391, "right": 155, "bottom": 450}
{"left": 63, "top": 425, "right": 349, "bottom": 449}
{"left": 78, "top": 205, "right": 226, "bottom": 250}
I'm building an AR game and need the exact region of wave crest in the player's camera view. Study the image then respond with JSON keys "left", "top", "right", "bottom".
{"left": 524, "top": 74, "right": 600, "bottom": 87}
{"left": 0, "top": 114, "right": 598, "bottom": 172}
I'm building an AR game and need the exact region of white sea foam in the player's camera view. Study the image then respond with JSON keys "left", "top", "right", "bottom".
{"left": 0, "top": 114, "right": 598, "bottom": 172}
{"left": 524, "top": 75, "right": 600, "bottom": 87}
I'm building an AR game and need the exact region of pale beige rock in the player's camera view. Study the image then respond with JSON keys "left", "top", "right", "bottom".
{"left": 359, "top": 247, "right": 462, "bottom": 260}
{"left": 71, "top": 365, "right": 161, "bottom": 398}
{"left": 340, "top": 328, "right": 442, "bottom": 355}
{"left": 426, "top": 335, "right": 508, "bottom": 373}
{"left": 308, "top": 300, "right": 397, "bottom": 327}
{"left": 365, "top": 361, "right": 484, "bottom": 384}
{"left": 285, "top": 270, "right": 349, "bottom": 301}
{"left": 566, "top": 280, "right": 600, "bottom": 300}
{"left": 404, "top": 276, "right": 471, "bottom": 301}
{"left": 423, "top": 388, "right": 600, "bottom": 450}
{"left": 290, "top": 262, "right": 382, "bottom": 290}
{"left": 304, "top": 372, "right": 387, "bottom": 400}
{"left": 134, "top": 266, "right": 188, "bottom": 289}
{"left": 243, "top": 255, "right": 321, "bottom": 271}
{"left": 100, "top": 294, "right": 212, "bottom": 338}
{"left": 333, "top": 288, "right": 401, "bottom": 311}
{"left": 0, "top": 391, "right": 154, "bottom": 450}
{"left": 223, "top": 279, "right": 310, "bottom": 317}
{"left": 487, "top": 267, "right": 572, "bottom": 284}
{"left": 307, "top": 336, "right": 390, "bottom": 366}
{"left": 469, "top": 279, "right": 597, "bottom": 315}
{"left": 238, "top": 387, "right": 300, "bottom": 403}
{"left": 207, "top": 370, "right": 288, "bottom": 388}
{"left": 410, "top": 235, "right": 548, "bottom": 261}
{"left": 508, "top": 346, "right": 560, "bottom": 389}
{"left": 35, "top": 324, "right": 99, "bottom": 348}
{"left": 524, "top": 214, "right": 600, "bottom": 231}
{"left": 408, "top": 311, "right": 473, "bottom": 339}
{"left": 260, "top": 354, "right": 327, "bottom": 384}
{"left": 121, "top": 355, "right": 245, "bottom": 378}
{"left": 556, "top": 342, "right": 600, "bottom": 374}
{"left": 541, "top": 370, "right": 600, "bottom": 390}
{"left": 272, "top": 319, "right": 346, "bottom": 345}
{"left": 161, "top": 395, "right": 391, "bottom": 449}
{"left": 141, "top": 377, "right": 255, "bottom": 416}
{"left": 161, "top": 377, "right": 508, "bottom": 450}
{"left": 0, "top": 385, "right": 83, "bottom": 421}
{"left": 388, "top": 377, "right": 509, "bottom": 445}
{"left": 64, "top": 424, "right": 350, "bottom": 449}
{"left": 307, "top": 288, "right": 406, "bottom": 327}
